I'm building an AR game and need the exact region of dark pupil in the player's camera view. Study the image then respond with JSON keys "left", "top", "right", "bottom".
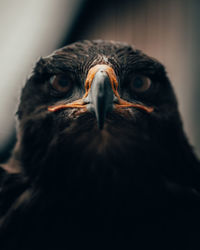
{"left": 133, "top": 77, "right": 144, "bottom": 88}
{"left": 58, "top": 77, "right": 68, "bottom": 87}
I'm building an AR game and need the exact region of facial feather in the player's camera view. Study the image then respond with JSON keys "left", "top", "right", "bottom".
{"left": 1, "top": 40, "right": 200, "bottom": 250}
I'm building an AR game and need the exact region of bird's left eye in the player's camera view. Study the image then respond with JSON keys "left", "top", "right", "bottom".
{"left": 50, "top": 75, "right": 72, "bottom": 93}
{"left": 131, "top": 76, "right": 151, "bottom": 93}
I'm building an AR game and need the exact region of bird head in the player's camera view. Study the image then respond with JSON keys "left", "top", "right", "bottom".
{"left": 13, "top": 40, "right": 198, "bottom": 193}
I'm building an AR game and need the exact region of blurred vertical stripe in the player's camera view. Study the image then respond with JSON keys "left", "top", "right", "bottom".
{"left": 0, "top": 0, "right": 85, "bottom": 161}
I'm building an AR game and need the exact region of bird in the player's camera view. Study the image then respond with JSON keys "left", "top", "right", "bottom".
{"left": 0, "top": 40, "right": 200, "bottom": 249}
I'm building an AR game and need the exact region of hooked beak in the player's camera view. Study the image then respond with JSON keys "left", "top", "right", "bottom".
{"left": 85, "top": 69, "right": 114, "bottom": 129}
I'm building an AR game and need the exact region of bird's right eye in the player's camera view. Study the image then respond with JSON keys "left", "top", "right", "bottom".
{"left": 50, "top": 75, "right": 72, "bottom": 93}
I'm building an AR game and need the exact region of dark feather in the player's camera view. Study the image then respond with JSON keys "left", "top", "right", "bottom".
{"left": 1, "top": 40, "right": 200, "bottom": 249}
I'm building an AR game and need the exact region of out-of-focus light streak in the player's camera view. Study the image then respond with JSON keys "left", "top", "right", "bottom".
{"left": 0, "top": 0, "right": 84, "bottom": 152}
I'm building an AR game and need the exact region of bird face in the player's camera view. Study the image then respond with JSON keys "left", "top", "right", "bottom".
{"left": 1, "top": 41, "right": 200, "bottom": 248}
{"left": 16, "top": 40, "right": 181, "bottom": 188}
{"left": 48, "top": 63, "right": 153, "bottom": 129}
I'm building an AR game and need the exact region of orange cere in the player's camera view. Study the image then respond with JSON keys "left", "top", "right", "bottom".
{"left": 48, "top": 64, "right": 154, "bottom": 113}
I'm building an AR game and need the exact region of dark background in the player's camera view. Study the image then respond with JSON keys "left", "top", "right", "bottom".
{"left": 0, "top": 0, "right": 199, "bottom": 161}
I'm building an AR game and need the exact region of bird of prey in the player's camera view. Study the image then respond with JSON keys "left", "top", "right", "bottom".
{"left": 0, "top": 40, "right": 200, "bottom": 249}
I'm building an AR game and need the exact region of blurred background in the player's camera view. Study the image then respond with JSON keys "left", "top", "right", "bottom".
{"left": 0, "top": 0, "right": 199, "bottom": 161}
